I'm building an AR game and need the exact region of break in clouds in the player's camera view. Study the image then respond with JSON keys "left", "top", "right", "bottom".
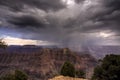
{"left": 0, "top": 0, "right": 120, "bottom": 49}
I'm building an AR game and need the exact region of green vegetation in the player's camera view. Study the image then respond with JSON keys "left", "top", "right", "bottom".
{"left": 76, "top": 69, "right": 85, "bottom": 78}
{"left": 15, "top": 70, "right": 28, "bottom": 80}
{"left": 0, "top": 39, "right": 7, "bottom": 49}
{"left": 0, "top": 74, "right": 15, "bottom": 80}
{"left": 0, "top": 70, "right": 28, "bottom": 80}
{"left": 60, "top": 61, "right": 86, "bottom": 78}
{"left": 60, "top": 61, "right": 75, "bottom": 77}
{"left": 92, "top": 54, "right": 120, "bottom": 80}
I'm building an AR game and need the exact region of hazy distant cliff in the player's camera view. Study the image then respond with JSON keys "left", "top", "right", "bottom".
{"left": 0, "top": 47, "right": 97, "bottom": 80}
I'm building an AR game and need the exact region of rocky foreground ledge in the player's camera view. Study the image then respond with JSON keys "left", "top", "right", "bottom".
{"left": 49, "top": 76, "right": 88, "bottom": 80}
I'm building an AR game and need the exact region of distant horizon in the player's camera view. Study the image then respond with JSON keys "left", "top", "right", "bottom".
{"left": 7, "top": 44, "right": 120, "bottom": 46}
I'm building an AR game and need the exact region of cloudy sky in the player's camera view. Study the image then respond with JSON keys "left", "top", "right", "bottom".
{"left": 0, "top": 0, "right": 120, "bottom": 49}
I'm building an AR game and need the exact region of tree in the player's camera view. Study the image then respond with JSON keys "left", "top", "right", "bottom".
{"left": 0, "top": 39, "right": 7, "bottom": 50}
{"left": 92, "top": 54, "right": 120, "bottom": 80}
{"left": 15, "top": 70, "right": 28, "bottom": 80}
{"left": 76, "top": 69, "right": 85, "bottom": 78}
{"left": 0, "top": 74, "right": 15, "bottom": 80}
{"left": 0, "top": 70, "right": 28, "bottom": 80}
{"left": 60, "top": 61, "right": 75, "bottom": 77}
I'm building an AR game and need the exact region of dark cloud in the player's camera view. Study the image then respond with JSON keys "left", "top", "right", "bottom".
{"left": 104, "top": 0, "right": 120, "bottom": 10}
{"left": 94, "top": 11, "right": 120, "bottom": 34}
{"left": 73, "top": 0, "right": 120, "bottom": 34}
{"left": 7, "top": 0, "right": 120, "bottom": 37}
{"left": 75, "top": 0, "right": 84, "bottom": 3}
{"left": 8, "top": 15, "right": 46, "bottom": 28}
{"left": 0, "top": 0, "right": 65, "bottom": 12}
{"left": 0, "top": 0, "right": 23, "bottom": 11}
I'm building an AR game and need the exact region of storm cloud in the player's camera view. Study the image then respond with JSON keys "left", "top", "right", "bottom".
{"left": 0, "top": 0, "right": 65, "bottom": 11}
{"left": 8, "top": 15, "right": 46, "bottom": 28}
{"left": 0, "top": 0, "right": 120, "bottom": 49}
